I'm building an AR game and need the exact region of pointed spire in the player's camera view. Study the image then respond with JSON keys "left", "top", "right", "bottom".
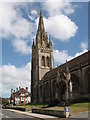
{"left": 38, "top": 10, "right": 45, "bottom": 32}
{"left": 36, "top": 10, "right": 52, "bottom": 48}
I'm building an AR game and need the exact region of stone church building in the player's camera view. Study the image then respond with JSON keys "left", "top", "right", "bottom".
{"left": 31, "top": 10, "right": 90, "bottom": 104}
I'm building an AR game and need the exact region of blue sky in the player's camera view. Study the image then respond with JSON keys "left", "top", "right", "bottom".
{"left": 0, "top": 1, "right": 88, "bottom": 98}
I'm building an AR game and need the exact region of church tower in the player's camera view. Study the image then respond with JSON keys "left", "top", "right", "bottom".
{"left": 31, "top": 10, "right": 54, "bottom": 103}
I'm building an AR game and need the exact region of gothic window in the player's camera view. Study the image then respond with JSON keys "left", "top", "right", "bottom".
{"left": 42, "top": 56, "right": 45, "bottom": 67}
{"left": 46, "top": 56, "right": 49, "bottom": 67}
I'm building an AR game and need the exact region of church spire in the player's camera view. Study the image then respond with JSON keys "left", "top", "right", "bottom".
{"left": 38, "top": 9, "right": 45, "bottom": 32}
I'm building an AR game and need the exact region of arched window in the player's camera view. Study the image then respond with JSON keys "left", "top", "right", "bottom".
{"left": 42, "top": 56, "right": 45, "bottom": 67}
{"left": 46, "top": 56, "right": 49, "bottom": 67}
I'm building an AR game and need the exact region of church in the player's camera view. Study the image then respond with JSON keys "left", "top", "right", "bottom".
{"left": 31, "top": 10, "right": 90, "bottom": 104}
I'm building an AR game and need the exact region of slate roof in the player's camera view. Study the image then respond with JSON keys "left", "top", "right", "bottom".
{"left": 13, "top": 88, "right": 30, "bottom": 97}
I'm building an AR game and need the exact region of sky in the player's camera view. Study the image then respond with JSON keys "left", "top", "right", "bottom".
{"left": 0, "top": 1, "right": 88, "bottom": 98}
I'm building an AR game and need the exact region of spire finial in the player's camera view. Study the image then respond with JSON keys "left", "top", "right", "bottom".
{"left": 38, "top": 10, "right": 45, "bottom": 31}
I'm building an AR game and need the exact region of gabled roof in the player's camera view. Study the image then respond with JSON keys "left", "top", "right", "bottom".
{"left": 13, "top": 88, "right": 30, "bottom": 97}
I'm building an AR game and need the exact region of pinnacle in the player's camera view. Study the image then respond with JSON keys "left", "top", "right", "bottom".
{"left": 49, "top": 35, "right": 52, "bottom": 43}
{"left": 40, "top": 9, "right": 42, "bottom": 17}
{"left": 66, "top": 61, "right": 69, "bottom": 72}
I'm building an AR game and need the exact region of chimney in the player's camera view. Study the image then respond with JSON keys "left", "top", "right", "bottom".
{"left": 19, "top": 87, "right": 21, "bottom": 90}
{"left": 16, "top": 88, "right": 18, "bottom": 92}
{"left": 26, "top": 87, "right": 28, "bottom": 92}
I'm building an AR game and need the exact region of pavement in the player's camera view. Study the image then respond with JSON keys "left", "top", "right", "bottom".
{"left": 1, "top": 109, "right": 57, "bottom": 119}
{"left": 1, "top": 109, "right": 37, "bottom": 120}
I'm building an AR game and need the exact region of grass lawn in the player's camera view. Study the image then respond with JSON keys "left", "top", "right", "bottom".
{"left": 68, "top": 102, "right": 89, "bottom": 115}
{"left": 44, "top": 102, "right": 90, "bottom": 115}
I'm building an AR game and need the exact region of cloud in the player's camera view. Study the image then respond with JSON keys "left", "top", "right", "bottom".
{"left": 28, "top": 9, "right": 38, "bottom": 21}
{"left": 44, "top": 15, "right": 78, "bottom": 41}
{"left": 12, "top": 39, "right": 32, "bottom": 55}
{"left": 74, "top": 50, "right": 88, "bottom": 58}
{"left": 1, "top": 62, "right": 31, "bottom": 97}
{"left": 41, "top": 0, "right": 76, "bottom": 16}
{"left": 80, "top": 42, "right": 88, "bottom": 51}
{"left": 53, "top": 50, "right": 73, "bottom": 64}
{"left": 11, "top": 18, "right": 34, "bottom": 39}
{"left": 40, "top": 1, "right": 78, "bottom": 41}
{"left": 0, "top": 2, "right": 78, "bottom": 55}
{"left": 31, "top": 9, "right": 38, "bottom": 15}
{"left": 74, "top": 42, "right": 88, "bottom": 57}
{"left": 0, "top": 3, "right": 34, "bottom": 55}
{"left": 53, "top": 42, "right": 88, "bottom": 65}
{"left": 28, "top": 15, "right": 34, "bottom": 21}
{"left": 0, "top": 3, "right": 33, "bottom": 38}
{"left": 75, "top": 42, "right": 88, "bottom": 57}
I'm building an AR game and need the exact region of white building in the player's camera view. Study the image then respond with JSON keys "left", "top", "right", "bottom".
{"left": 10, "top": 87, "right": 31, "bottom": 105}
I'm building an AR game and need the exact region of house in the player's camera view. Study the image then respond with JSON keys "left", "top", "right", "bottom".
{"left": 10, "top": 87, "right": 31, "bottom": 105}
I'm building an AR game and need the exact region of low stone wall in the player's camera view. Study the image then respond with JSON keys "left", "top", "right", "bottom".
{"left": 32, "top": 108, "right": 65, "bottom": 118}
{"left": 6, "top": 106, "right": 25, "bottom": 111}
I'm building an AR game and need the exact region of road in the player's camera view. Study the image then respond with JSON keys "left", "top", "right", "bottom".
{"left": 1, "top": 109, "right": 40, "bottom": 120}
